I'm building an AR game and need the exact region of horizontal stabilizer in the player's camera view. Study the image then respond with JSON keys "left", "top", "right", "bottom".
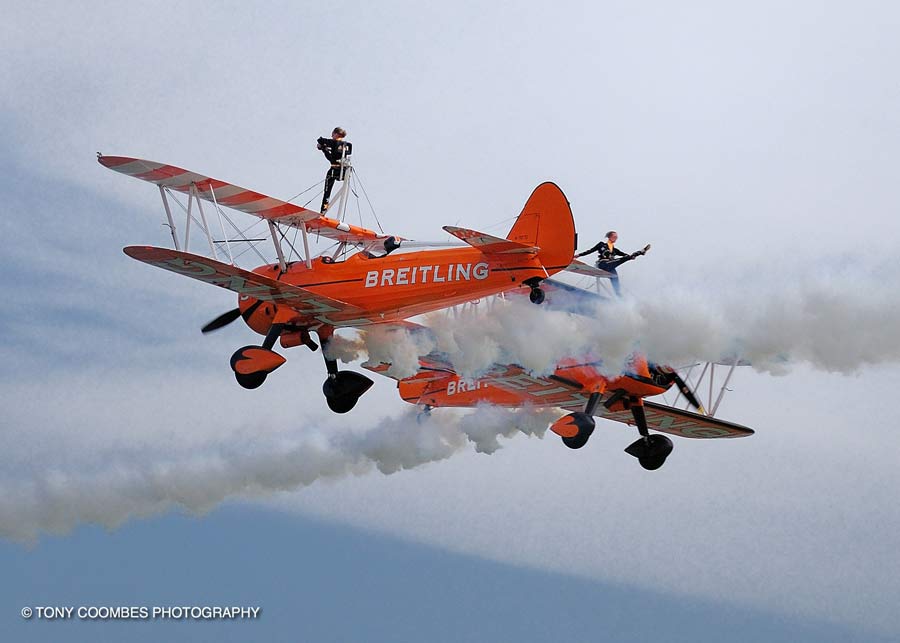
{"left": 564, "top": 259, "right": 615, "bottom": 278}
{"left": 443, "top": 226, "right": 538, "bottom": 254}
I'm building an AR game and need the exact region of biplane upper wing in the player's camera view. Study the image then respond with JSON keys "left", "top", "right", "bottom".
{"left": 442, "top": 226, "right": 539, "bottom": 254}
{"left": 99, "top": 155, "right": 393, "bottom": 245}
{"left": 124, "top": 246, "right": 373, "bottom": 326}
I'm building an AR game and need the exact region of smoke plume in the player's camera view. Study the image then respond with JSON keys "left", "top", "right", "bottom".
{"left": 0, "top": 406, "right": 557, "bottom": 543}
{"left": 352, "top": 263, "right": 900, "bottom": 377}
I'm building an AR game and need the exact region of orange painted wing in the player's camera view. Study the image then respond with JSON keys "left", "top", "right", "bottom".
{"left": 124, "top": 246, "right": 371, "bottom": 326}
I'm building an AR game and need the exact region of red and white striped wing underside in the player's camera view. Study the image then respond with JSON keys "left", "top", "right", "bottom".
{"left": 99, "top": 155, "right": 385, "bottom": 244}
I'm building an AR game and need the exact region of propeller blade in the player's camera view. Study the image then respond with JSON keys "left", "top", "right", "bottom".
{"left": 201, "top": 308, "right": 241, "bottom": 334}
{"left": 672, "top": 373, "right": 705, "bottom": 414}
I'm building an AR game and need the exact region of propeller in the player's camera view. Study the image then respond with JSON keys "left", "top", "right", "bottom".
{"left": 201, "top": 300, "right": 264, "bottom": 334}
{"left": 201, "top": 308, "right": 242, "bottom": 334}
{"left": 671, "top": 372, "right": 705, "bottom": 414}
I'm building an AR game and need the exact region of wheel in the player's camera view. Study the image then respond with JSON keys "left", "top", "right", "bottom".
{"left": 562, "top": 432, "right": 591, "bottom": 449}
{"left": 326, "top": 394, "right": 359, "bottom": 414}
{"left": 322, "top": 371, "right": 374, "bottom": 414}
{"left": 235, "top": 371, "right": 267, "bottom": 389}
{"left": 323, "top": 371, "right": 374, "bottom": 399}
{"left": 529, "top": 288, "right": 545, "bottom": 305}
{"left": 624, "top": 434, "right": 673, "bottom": 467}
{"left": 560, "top": 412, "right": 594, "bottom": 449}
{"left": 638, "top": 455, "right": 668, "bottom": 470}
{"left": 645, "top": 434, "right": 673, "bottom": 457}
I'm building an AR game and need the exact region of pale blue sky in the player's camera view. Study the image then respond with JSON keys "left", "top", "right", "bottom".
{"left": 2, "top": 2, "right": 900, "bottom": 641}
{"left": 2, "top": 506, "right": 893, "bottom": 643}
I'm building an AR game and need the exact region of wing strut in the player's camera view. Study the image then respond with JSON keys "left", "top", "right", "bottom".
{"left": 190, "top": 183, "right": 219, "bottom": 260}
{"left": 268, "top": 220, "right": 287, "bottom": 272}
{"left": 205, "top": 183, "right": 234, "bottom": 265}
{"left": 158, "top": 184, "right": 181, "bottom": 250}
{"left": 301, "top": 224, "right": 312, "bottom": 269}
{"left": 671, "top": 357, "right": 744, "bottom": 417}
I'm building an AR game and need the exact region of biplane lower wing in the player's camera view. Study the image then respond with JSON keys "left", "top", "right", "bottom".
{"left": 640, "top": 401, "right": 754, "bottom": 439}
{"left": 559, "top": 399, "right": 754, "bottom": 439}
{"left": 124, "top": 246, "right": 369, "bottom": 326}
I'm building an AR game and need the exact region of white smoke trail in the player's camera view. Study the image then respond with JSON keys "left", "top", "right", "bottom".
{"left": 351, "top": 262, "right": 900, "bottom": 377}
{"left": 0, "top": 406, "right": 556, "bottom": 543}
{"left": 13, "top": 263, "right": 894, "bottom": 542}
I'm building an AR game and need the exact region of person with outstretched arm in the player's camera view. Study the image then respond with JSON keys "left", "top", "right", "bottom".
{"left": 576, "top": 230, "right": 650, "bottom": 296}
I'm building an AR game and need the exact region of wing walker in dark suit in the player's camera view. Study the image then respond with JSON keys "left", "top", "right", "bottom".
{"left": 317, "top": 127, "right": 353, "bottom": 214}
{"left": 576, "top": 230, "right": 650, "bottom": 296}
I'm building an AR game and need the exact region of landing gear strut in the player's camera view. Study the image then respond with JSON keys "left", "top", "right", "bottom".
{"left": 623, "top": 398, "right": 674, "bottom": 470}
{"left": 319, "top": 330, "right": 373, "bottom": 414}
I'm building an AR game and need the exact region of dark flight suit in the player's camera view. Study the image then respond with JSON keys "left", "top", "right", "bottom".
{"left": 317, "top": 137, "right": 353, "bottom": 212}
{"left": 577, "top": 241, "right": 637, "bottom": 296}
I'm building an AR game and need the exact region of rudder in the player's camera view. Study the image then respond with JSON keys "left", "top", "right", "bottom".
{"left": 506, "top": 182, "right": 576, "bottom": 273}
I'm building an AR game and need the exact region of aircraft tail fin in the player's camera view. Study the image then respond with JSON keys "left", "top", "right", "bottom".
{"left": 506, "top": 182, "right": 576, "bottom": 273}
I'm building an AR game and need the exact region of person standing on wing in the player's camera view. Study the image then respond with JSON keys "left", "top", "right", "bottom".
{"left": 576, "top": 230, "right": 650, "bottom": 296}
{"left": 317, "top": 127, "right": 352, "bottom": 213}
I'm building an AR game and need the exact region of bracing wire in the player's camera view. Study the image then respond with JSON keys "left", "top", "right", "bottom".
{"left": 286, "top": 179, "right": 325, "bottom": 204}
{"left": 303, "top": 193, "right": 322, "bottom": 209}
{"left": 288, "top": 226, "right": 299, "bottom": 262}
{"left": 353, "top": 175, "right": 364, "bottom": 229}
{"left": 272, "top": 224, "right": 303, "bottom": 263}
{"left": 351, "top": 168, "right": 384, "bottom": 234}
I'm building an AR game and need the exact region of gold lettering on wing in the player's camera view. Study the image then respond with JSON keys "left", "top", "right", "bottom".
{"left": 657, "top": 417, "right": 675, "bottom": 429}
{"left": 680, "top": 427, "right": 732, "bottom": 438}
{"left": 157, "top": 258, "right": 217, "bottom": 277}
{"left": 294, "top": 296, "right": 341, "bottom": 315}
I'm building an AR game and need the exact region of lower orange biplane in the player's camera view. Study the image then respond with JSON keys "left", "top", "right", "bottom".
{"left": 363, "top": 283, "right": 754, "bottom": 470}
{"left": 100, "top": 154, "right": 608, "bottom": 412}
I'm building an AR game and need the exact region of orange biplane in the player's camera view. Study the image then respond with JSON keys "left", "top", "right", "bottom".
{"left": 100, "top": 154, "right": 607, "bottom": 412}
{"left": 363, "top": 283, "right": 754, "bottom": 470}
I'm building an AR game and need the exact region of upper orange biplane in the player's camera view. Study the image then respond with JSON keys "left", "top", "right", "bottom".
{"left": 99, "top": 154, "right": 607, "bottom": 412}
